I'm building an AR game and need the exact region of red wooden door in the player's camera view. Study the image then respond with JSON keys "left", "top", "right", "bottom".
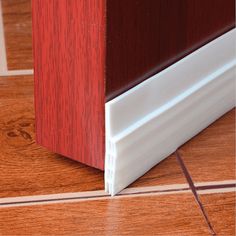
{"left": 32, "top": 0, "right": 235, "bottom": 169}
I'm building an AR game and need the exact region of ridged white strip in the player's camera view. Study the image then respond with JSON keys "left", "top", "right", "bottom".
{"left": 105, "top": 29, "right": 236, "bottom": 195}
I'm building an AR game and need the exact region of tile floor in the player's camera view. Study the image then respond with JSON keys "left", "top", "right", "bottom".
{"left": 0, "top": 0, "right": 235, "bottom": 235}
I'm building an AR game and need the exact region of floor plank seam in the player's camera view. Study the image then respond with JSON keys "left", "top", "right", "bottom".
{"left": 196, "top": 183, "right": 236, "bottom": 190}
{"left": 0, "top": 181, "right": 235, "bottom": 208}
{"left": 175, "top": 150, "right": 217, "bottom": 236}
{"left": 0, "top": 69, "right": 34, "bottom": 76}
{"left": 0, "top": 190, "right": 193, "bottom": 208}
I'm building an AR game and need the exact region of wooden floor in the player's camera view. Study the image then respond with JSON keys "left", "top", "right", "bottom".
{"left": 1, "top": 0, "right": 32, "bottom": 70}
{"left": 0, "top": 1, "right": 235, "bottom": 235}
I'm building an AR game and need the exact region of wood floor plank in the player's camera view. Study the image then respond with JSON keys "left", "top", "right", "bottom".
{"left": 0, "top": 76, "right": 186, "bottom": 197}
{"left": 0, "top": 193, "right": 210, "bottom": 236}
{"left": 0, "top": 75, "right": 33, "bottom": 99}
{"left": 130, "top": 153, "right": 186, "bottom": 187}
{"left": 179, "top": 109, "right": 235, "bottom": 183}
{"left": 1, "top": 0, "right": 234, "bottom": 195}
{"left": 0, "top": 76, "right": 104, "bottom": 197}
{"left": 0, "top": 99, "right": 104, "bottom": 197}
{"left": 2, "top": 0, "right": 33, "bottom": 70}
{"left": 199, "top": 193, "right": 235, "bottom": 236}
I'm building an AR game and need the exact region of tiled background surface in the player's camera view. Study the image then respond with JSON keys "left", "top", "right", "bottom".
{"left": 1, "top": 0, "right": 32, "bottom": 70}
{"left": 0, "top": 0, "right": 235, "bottom": 235}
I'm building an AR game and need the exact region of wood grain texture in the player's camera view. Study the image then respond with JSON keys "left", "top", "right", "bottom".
{"left": 130, "top": 153, "right": 187, "bottom": 188}
{"left": 32, "top": 0, "right": 235, "bottom": 168}
{"left": 199, "top": 193, "right": 235, "bottom": 236}
{"left": 106, "top": 0, "right": 235, "bottom": 100}
{"left": 0, "top": 76, "right": 188, "bottom": 197}
{"left": 0, "top": 75, "right": 104, "bottom": 197}
{"left": 32, "top": 0, "right": 106, "bottom": 169}
{"left": 0, "top": 193, "right": 210, "bottom": 235}
{"left": 2, "top": 0, "right": 33, "bottom": 70}
{"left": 179, "top": 109, "right": 235, "bottom": 183}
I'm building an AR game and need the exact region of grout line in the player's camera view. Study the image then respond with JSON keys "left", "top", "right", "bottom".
{"left": 194, "top": 180, "right": 236, "bottom": 186}
{"left": 0, "top": 181, "right": 235, "bottom": 208}
{"left": 0, "top": 190, "right": 109, "bottom": 205}
{"left": 0, "top": 69, "right": 34, "bottom": 76}
{"left": 175, "top": 150, "right": 217, "bottom": 236}
{"left": 0, "top": 0, "right": 8, "bottom": 74}
{"left": 197, "top": 187, "right": 235, "bottom": 195}
{"left": 0, "top": 184, "right": 190, "bottom": 206}
{"left": 196, "top": 183, "right": 235, "bottom": 191}
{"left": 0, "top": 190, "right": 192, "bottom": 208}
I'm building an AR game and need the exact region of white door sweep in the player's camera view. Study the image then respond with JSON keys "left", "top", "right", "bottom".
{"left": 105, "top": 29, "right": 236, "bottom": 196}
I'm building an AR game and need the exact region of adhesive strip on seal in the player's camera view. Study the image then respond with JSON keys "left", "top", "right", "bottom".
{"left": 105, "top": 29, "right": 236, "bottom": 196}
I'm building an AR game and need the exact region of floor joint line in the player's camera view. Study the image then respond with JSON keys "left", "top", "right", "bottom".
{"left": 0, "top": 181, "right": 235, "bottom": 208}
{"left": 175, "top": 150, "right": 217, "bottom": 236}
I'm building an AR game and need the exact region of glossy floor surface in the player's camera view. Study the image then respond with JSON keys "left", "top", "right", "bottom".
{"left": 0, "top": 0, "right": 235, "bottom": 235}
